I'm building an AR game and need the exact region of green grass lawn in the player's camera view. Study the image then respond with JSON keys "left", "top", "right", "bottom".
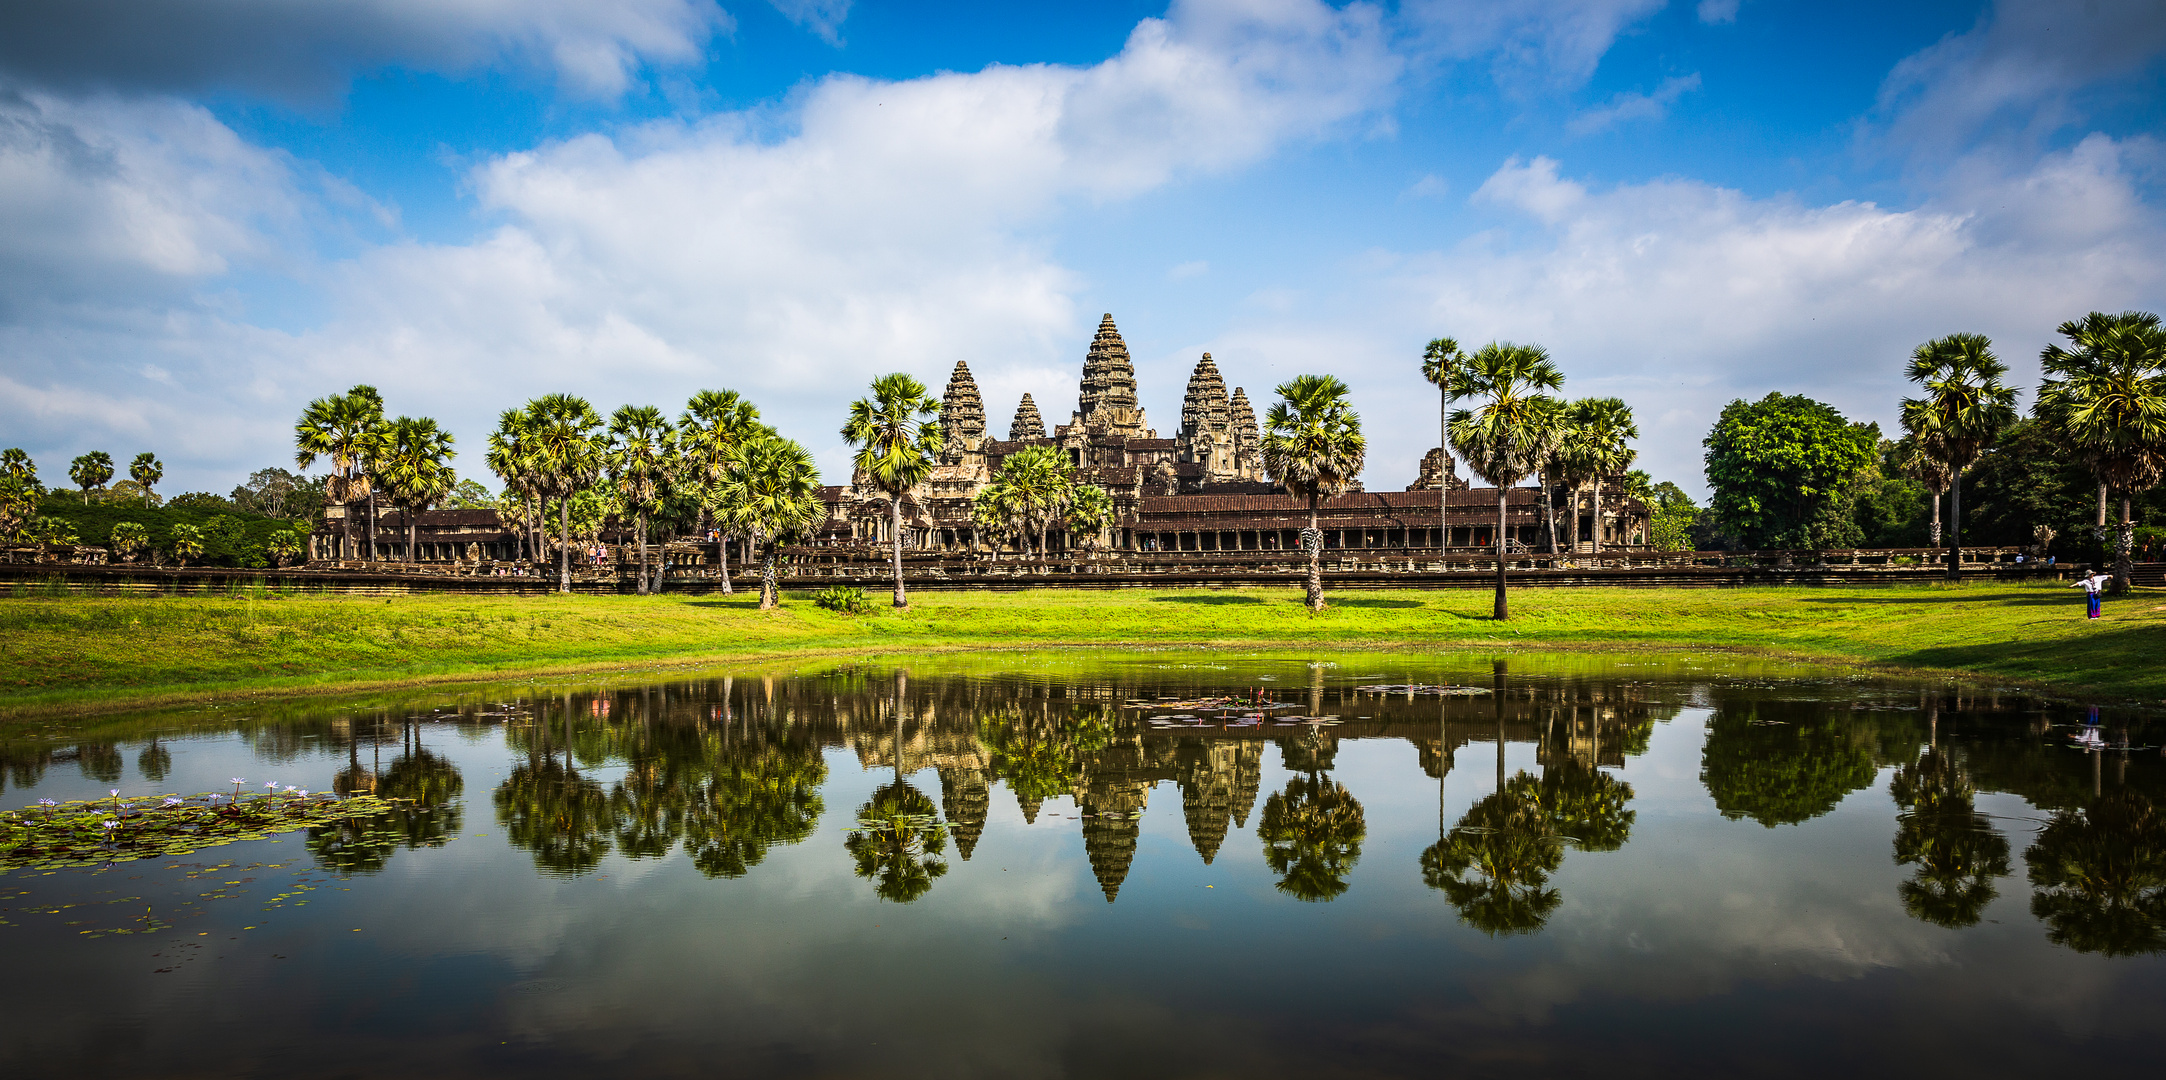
{"left": 1, "top": 582, "right": 2160, "bottom": 719}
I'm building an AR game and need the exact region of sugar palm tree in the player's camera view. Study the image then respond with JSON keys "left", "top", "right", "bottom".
{"left": 1446, "top": 343, "right": 1565, "bottom": 619}
{"left": 169, "top": 523, "right": 205, "bottom": 566}
{"left": 1064, "top": 482, "right": 1117, "bottom": 553}
{"left": 2038, "top": 311, "right": 2166, "bottom": 592}
{"left": 295, "top": 388, "right": 381, "bottom": 561}
{"left": 108, "top": 521, "right": 149, "bottom": 562}
{"left": 524, "top": 394, "right": 607, "bottom": 593}
{"left": 373, "top": 416, "right": 457, "bottom": 562}
{"left": 1890, "top": 434, "right": 1953, "bottom": 546}
{"left": 710, "top": 436, "right": 824, "bottom": 609}
{"left": 69, "top": 451, "right": 113, "bottom": 503}
{"left": 841, "top": 373, "right": 943, "bottom": 608}
{"left": 680, "top": 389, "right": 772, "bottom": 595}
{"left": 1901, "top": 333, "right": 2018, "bottom": 581}
{"left": 0, "top": 450, "right": 39, "bottom": 543}
{"left": 970, "top": 477, "right": 1024, "bottom": 559}
{"left": 1259, "top": 374, "right": 1367, "bottom": 612}
{"left": 486, "top": 408, "right": 544, "bottom": 563}
{"left": 1421, "top": 337, "right": 1468, "bottom": 551}
{"left": 128, "top": 453, "right": 162, "bottom": 506}
{"left": 607, "top": 405, "right": 677, "bottom": 595}
{"left": 347, "top": 386, "right": 388, "bottom": 559}
{"left": 1566, "top": 397, "right": 1637, "bottom": 555}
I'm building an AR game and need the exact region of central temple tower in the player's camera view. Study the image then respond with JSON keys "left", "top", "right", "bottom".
{"left": 1071, "top": 314, "right": 1153, "bottom": 439}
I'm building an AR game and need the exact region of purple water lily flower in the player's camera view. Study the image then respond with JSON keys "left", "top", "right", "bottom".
{"left": 163, "top": 797, "right": 183, "bottom": 807}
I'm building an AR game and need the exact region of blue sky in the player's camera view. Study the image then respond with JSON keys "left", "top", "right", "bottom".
{"left": 3, "top": 0, "right": 2162, "bottom": 497}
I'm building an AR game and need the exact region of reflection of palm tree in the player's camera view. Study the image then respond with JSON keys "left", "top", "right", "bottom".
{"left": 1421, "top": 772, "right": 1562, "bottom": 935}
{"left": 377, "top": 739, "right": 466, "bottom": 850}
{"left": 496, "top": 757, "right": 613, "bottom": 874}
{"left": 2024, "top": 789, "right": 2166, "bottom": 956}
{"left": 1889, "top": 749, "right": 2009, "bottom": 928}
{"left": 136, "top": 738, "right": 171, "bottom": 785}
{"left": 1257, "top": 770, "right": 1366, "bottom": 902}
{"left": 845, "top": 780, "right": 948, "bottom": 903}
{"left": 683, "top": 745, "right": 826, "bottom": 878}
{"left": 1538, "top": 760, "right": 1635, "bottom": 853}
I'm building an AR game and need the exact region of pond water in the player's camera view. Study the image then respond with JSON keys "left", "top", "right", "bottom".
{"left": 2, "top": 652, "right": 2162, "bottom": 1077}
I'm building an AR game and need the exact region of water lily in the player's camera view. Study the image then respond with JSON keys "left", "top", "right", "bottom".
{"left": 163, "top": 797, "right": 183, "bottom": 807}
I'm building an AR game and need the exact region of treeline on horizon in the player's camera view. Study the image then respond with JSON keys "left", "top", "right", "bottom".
{"left": 3, "top": 309, "right": 2160, "bottom": 585}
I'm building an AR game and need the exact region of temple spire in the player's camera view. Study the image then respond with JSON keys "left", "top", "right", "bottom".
{"left": 1009, "top": 393, "right": 1046, "bottom": 441}
{"left": 1073, "top": 313, "right": 1150, "bottom": 438}
{"left": 939, "top": 360, "right": 985, "bottom": 462}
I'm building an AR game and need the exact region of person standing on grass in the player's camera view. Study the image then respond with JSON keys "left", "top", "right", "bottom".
{"left": 2073, "top": 569, "right": 2107, "bottom": 619}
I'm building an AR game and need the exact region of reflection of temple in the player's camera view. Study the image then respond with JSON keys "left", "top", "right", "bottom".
{"left": 823, "top": 314, "right": 1652, "bottom": 557}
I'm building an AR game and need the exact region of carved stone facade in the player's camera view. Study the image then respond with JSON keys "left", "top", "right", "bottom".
{"left": 1405, "top": 448, "right": 1467, "bottom": 492}
{"left": 1176, "top": 353, "right": 1261, "bottom": 483}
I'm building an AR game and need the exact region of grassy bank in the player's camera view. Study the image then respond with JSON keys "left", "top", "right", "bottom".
{"left": 2, "top": 583, "right": 2161, "bottom": 719}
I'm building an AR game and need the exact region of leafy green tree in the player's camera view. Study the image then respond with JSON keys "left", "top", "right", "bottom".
{"left": 266, "top": 526, "right": 308, "bottom": 567}
{"left": 294, "top": 387, "right": 384, "bottom": 560}
{"left": 1647, "top": 481, "right": 1699, "bottom": 552}
{"left": 107, "top": 521, "right": 149, "bottom": 562}
{"left": 710, "top": 436, "right": 824, "bottom": 609}
{"left": 1703, "top": 393, "right": 1876, "bottom": 549}
{"left": 1700, "top": 701, "right": 1876, "bottom": 826}
{"left": 442, "top": 479, "right": 494, "bottom": 509}
{"left": 607, "top": 404, "right": 678, "bottom": 595}
{"left": 841, "top": 373, "right": 943, "bottom": 608}
{"left": 1902, "top": 333, "right": 2018, "bottom": 578}
{"left": 1890, "top": 749, "right": 2010, "bottom": 928}
{"left": 524, "top": 394, "right": 607, "bottom": 592}
{"left": 372, "top": 416, "right": 457, "bottom": 562}
{"left": 1889, "top": 434, "right": 1952, "bottom": 546}
{"left": 169, "top": 523, "right": 204, "bottom": 565}
{"left": 1260, "top": 374, "right": 1368, "bottom": 612}
{"left": 68, "top": 451, "right": 113, "bottom": 504}
{"left": 2024, "top": 788, "right": 2166, "bottom": 956}
{"left": 127, "top": 452, "right": 162, "bottom": 505}
{"left": 1444, "top": 343, "right": 1562, "bottom": 618}
{"left": 2037, "top": 310, "right": 2166, "bottom": 591}
{"left": 1257, "top": 769, "right": 1366, "bottom": 902}
{"left": 0, "top": 450, "right": 39, "bottom": 541}
{"left": 680, "top": 389, "right": 772, "bottom": 595}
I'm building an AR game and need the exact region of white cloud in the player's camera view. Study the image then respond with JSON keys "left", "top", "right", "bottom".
{"left": 0, "top": 0, "right": 730, "bottom": 100}
{"left": 1696, "top": 0, "right": 1740, "bottom": 25}
{"left": 768, "top": 0, "right": 853, "bottom": 46}
{"left": 1168, "top": 260, "right": 1211, "bottom": 280}
{"left": 1567, "top": 72, "right": 1702, "bottom": 134}
{"left": 1874, "top": 0, "right": 2166, "bottom": 159}
{"left": 1402, "top": 0, "right": 1667, "bottom": 89}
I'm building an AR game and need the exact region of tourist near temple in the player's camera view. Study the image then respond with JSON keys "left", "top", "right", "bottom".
{"left": 307, "top": 314, "right": 1653, "bottom": 571}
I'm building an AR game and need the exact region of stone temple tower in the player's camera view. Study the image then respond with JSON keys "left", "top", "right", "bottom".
{"left": 938, "top": 360, "right": 985, "bottom": 464}
{"left": 1176, "top": 353, "right": 1237, "bottom": 481}
{"left": 1230, "top": 387, "right": 1261, "bottom": 481}
{"left": 1072, "top": 314, "right": 1152, "bottom": 439}
{"left": 1009, "top": 394, "right": 1046, "bottom": 441}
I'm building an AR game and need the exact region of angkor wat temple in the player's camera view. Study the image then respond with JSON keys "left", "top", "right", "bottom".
{"left": 820, "top": 313, "right": 1650, "bottom": 558}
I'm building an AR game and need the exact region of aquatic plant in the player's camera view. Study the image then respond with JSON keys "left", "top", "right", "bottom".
{"left": 2, "top": 790, "right": 409, "bottom": 871}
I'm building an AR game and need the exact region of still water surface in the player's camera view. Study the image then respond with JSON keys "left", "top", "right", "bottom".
{"left": 2, "top": 652, "right": 2161, "bottom": 1078}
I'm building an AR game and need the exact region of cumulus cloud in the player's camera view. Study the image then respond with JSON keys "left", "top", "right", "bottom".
{"left": 1567, "top": 72, "right": 1701, "bottom": 134}
{"left": 0, "top": 0, "right": 729, "bottom": 100}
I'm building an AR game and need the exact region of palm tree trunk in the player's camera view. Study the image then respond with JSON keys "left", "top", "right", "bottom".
{"left": 759, "top": 533, "right": 779, "bottom": 610}
{"left": 717, "top": 531, "right": 733, "bottom": 595}
{"left": 1948, "top": 473, "right": 1963, "bottom": 582}
{"left": 1540, "top": 474, "right": 1558, "bottom": 556}
{"left": 888, "top": 492, "right": 908, "bottom": 608}
{"left": 1590, "top": 477, "right": 1605, "bottom": 556}
{"left": 339, "top": 484, "right": 353, "bottom": 561}
{"left": 636, "top": 509, "right": 649, "bottom": 595}
{"left": 1305, "top": 495, "right": 1323, "bottom": 612}
{"left": 1438, "top": 388, "right": 1449, "bottom": 557}
{"left": 1927, "top": 485, "right": 1942, "bottom": 547}
{"left": 366, "top": 487, "right": 378, "bottom": 561}
{"left": 1494, "top": 486, "right": 1510, "bottom": 620}
{"left": 2114, "top": 496, "right": 2134, "bottom": 593}
{"left": 407, "top": 511, "right": 416, "bottom": 564}
{"left": 558, "top": 496, "right": 572, "bottom": 593}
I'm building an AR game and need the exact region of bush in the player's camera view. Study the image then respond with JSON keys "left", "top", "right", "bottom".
{"left": 812, "top": 585, "right": 874, "bottom": 614}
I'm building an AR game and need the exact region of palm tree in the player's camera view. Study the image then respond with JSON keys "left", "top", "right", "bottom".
{"left": 169, "top": 523, "right": 205, "bottom": 565}
{"left": 1421, "top": 337, "right": 1468, "bottom": 551}
{"left": 681, "top": 389, "right": 772, "bottom": 595}
{"left": 970, "top": 477, "right": 1024, "bottom": 560}
{"left": 108, "top": 521, "right": 149, "bottom": 562}
{"left": 840, "top": 373, "right": 943, "bottom": 607}
{"left": 372, "top": 416, "right": 457, "bottom": 562}
{"left": 524, "top": 394, "right": 607, "bottom": 593}
{"left": 980, "top": 444, "right": 1073, "bottom": 558}
{"left": 1259, "top": 374, "right": 1367, "bottom": 612}
{"left": 0, "top": 451, "right": 39, "bottom": 543}
{"left": 2037, "top": 311, "right": 2166, "bottom": 592}
{"left": 1890, "top": 434, "right": 1953, "bottom": 546}
{"left": 1064, "top": 482, "right": 1117, "bottom": 554}
{"left": 128, "top": 453, "right": 162, "bottom": 506}
{"left": 607, "top": 405, "right": 677, "bottom": 595}
{"left": 1445, "top": 342, "right": 1565, "bottom": 619}
{"left": 485, "top": 409, "right": 537, "bottom": 563}
{"left": 295, "top": 388, "right": 381, "bottom": 561}
{"left": 68, "top": 451, "right": 113, "bottom": 503}
{"left": 1566, "top": 397, "right": 1637, "bottom": 556}
{"left": 346, "top": 386, "right": 389, "bottom": 559}
{"left": 710, "top": 436, "right": 824, "bottom": 609}
{"left": 1902, "top": 333, "right": 2018, "bottom": 581}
